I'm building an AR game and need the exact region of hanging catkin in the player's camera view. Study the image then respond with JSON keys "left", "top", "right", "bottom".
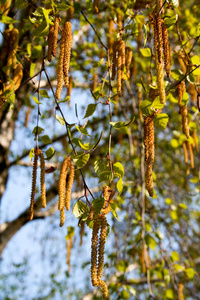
{"left": 153, "top": 13, "right": 165, "bottom": 104}
{"left": 117, "top": 40, "right": 125, "bottom": 96}
{"left": 38, "top": 149, "right": 46, "bottom": 208}
{"left": 177, "top": 82, "right": 190, "bottom": 139}
{"left": 67, "top": 75, "right": 73, "bottom": 106}
{"left": 65, "top": 160, "right": 75, "bottom": 211}
{"left": 145, "top": 163, "right": 154, "bottom": 197}
{"left": 161, "top": 20, "right": 171, "bottom": 77}
{"left": 111, "top": 41, "right": 117, "bottom": 81}
{"left": 30, "top": 149, "right": 39, "bottom": 220}
{"left": 91, "top": 216, "right": 101, "bottom": 287}
{"left": 97, "top": 216, "right": 107, "bottom": 280}
{"left": 144, "top": 116, "right": 154, "bottom": 164}
{"left": 47, "top": 25, "right": 54, "bottom": 62}
{"left": 58, "top": 157, "right": 70, "bottom": 211}
{"left": 63, "top": 22, "right": 72, "bottom": 87}
{"left": 108, "top": 19, "right": 115, "bottom": 54}
{"left": 55, "top": 27, "right": 65, "bottom": 99}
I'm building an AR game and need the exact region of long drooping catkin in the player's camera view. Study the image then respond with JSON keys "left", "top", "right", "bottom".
{"left": 161, "top": 20, "right": 171, "bottom": 77}
{"left": 153, "top": 13, "right": 165, "bottom": 104}
{"left": 30, "top": 149, "right": 39, "bottom": 220}
{"left": 58, "top": 157, "right": 70, "bottom": 210}
{"left": 38, "top": 150, "right": 46, "bottom": 208}
{"left": 125, "top": 47, "right": 132, "bottom": 79}
{"left": 145, "top": 163, "right": 154, "bottom": 197}
{"left": 47, "top": 25, "right": 54, "bottom": 62}
{"left": 111, "top": 41, "right": 117, "bottom": 81}
{"left": 177, "top": 82, "right": 190, "bottom": 139}
{"left": 144, "top": 116, "right": 154, "bottom": 164}
{"left": 63, "top": 22, "right": 72, "bottom": 87}
{"left": 65, "top": 160, "right": 75, "bottom": 210}
{"left": 117, "top": 40, "right": 125, "bottom": 96}
{"left": 55, "top": 27, "right": 65, "bottom": 99}
{"left": 91, "top": 216, "right": 101, "bottom": 287}
{"left": 108, "top": 19, "right": 114, "bottom": 54}
{"left": 97, "top": 216, "right": 107, "bottom": 280}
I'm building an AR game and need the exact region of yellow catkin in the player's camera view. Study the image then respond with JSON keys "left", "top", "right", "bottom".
{"left": 66, "top": 7, "right": 74, "bottom": 21}
{"left": 47, "top": 25, "right": 54, "bottom": 62}
{"left": 99, "top": 280, "right": 109, "bottom": 298}
{"left": 91, "top": 216, "right": 101, "bottom": 287}
{"left": 187, "top": 141, "right": 194, "bottom": 169}
{"left": 101, "top": 186, "right": 114, "bottom": 215}
{"left": 79, "top": 221, "right": 85, "bottom": 246}
{"left": 138, "top": 91, "right": 143, "bottom": 121}
{"left": 25, "top": 107, "right": 31, "bottom": 128}
{"left": 93, "top": 0, "right": 100, "bottom": 14}
{"left": 161, "top": 20, "right": 171, "bottom": 77}
{"left": 144, "top": 116, "right": 154, "bottom": 164}
{"left": 117, "top": 40, "right": 125, "bottom": 96}
{"left": 52, "top": 17, "right": 60, "bottom": 57}
{"left": 38, "top": 150, "right": 46, "bottom": 208}
{"left": 58, "top": 157, "right": 70, "bottom": 210}
{"left": 108, "top": 19, "right": 115, "bottom": 54}
{"left": 55, "top": 27, "right": 65, "bottom": 99}
{"left": 92, "top": 73, "right": 98, "bottom": 92}
{"left": 30, "top": 149, "right": 39, "bottom": 220}
{"left": 145, "top": 163, "right": 153, "bottom": 197}
{"left": 188, "top": 83, "right": 197, "bottom": 103}
{"left": 177, "top": 82, "right": 190, "bottom": 139}
{"left": 66, "top": 233, "right": 73, "bottom": 271}
{"left": 88, "top": 206, "right": 95, "bottom": 220}
{"left": 125, "top": 47, "right": 132, "bottom": 79}
{"left": 111, "top": 41, "right": 117, "bottom": 81}
{"left": 60, "top": 207, "right": 65, "bottom": 227}
{"left": 67, "top": 75, "right": 73, "bottom": 107}
{"left": 153, "top": 13, "right": 165, "bottom": 104}
{"left": 178, "top": 283, "right": 184, "bottom": 300}
{"left": 63, "top": 22, "right": 72, "bottom": 87}
{"left": 97, "top": 216, "right": 107, "bottom": 280}
{"left": 183, "top": 141, "right": 188, "bottom": 164}
{"left": 178, "top": 54, "right": 187, "bottom": 74}
{"left": 65, "top": 160, "right": 75, "bottom": 211}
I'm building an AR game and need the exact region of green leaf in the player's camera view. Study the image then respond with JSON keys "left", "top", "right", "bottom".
{"left": 92, "top": 197, "right": 105, "bottom": 215}
{"left": 171, "top": 69, "right": 184, "bottom": 81}
{"left": 113, "top": 162, "right": 124, "bottom": 178}
{"left": 166, "top": 289, "right": 174, "bottom": 299}
{"left": 78, "top": 141, "right": 91, "bottom": 150}
{"left": 32, "top": 126, "right": 44, "bottom": 135}
{"left": 75, "top": 125, "right": 90, "bottom": 136}
{"left": 45, "top": 147, "right": 55, "bottom": 160}
{"left": 145, "top": 235, "right": 157, "bottom": 250}
{"left": 93, "top": 58, "right": 105, "bottom": 68}
{"left": 143, "top": 24, "right": 147, "bottom": 47}
{"left": 139, "top": 100, "right": 152, "bottom": 116}
{"left": 171, "top": 251, "right": 179, "bottom": 262}
{"left": 33, "top": 21, "right": 49, "bottom": 37}
{"left": 0, "top": 15, "right": 18, "bottom": 24}
{"left": 15, "top": 0, "right": 28, "bottom": 9}
{"left": 154, "top": 113, "right": 169, "bottom": 129}
{"left": 117, "top": 178, "right": 123, "bottom": 195}
{"left": 171, "top": 210, "right": 178, "bottom": 220}
{"left": 170, "top": 138, "right": 179, "bottom": 148}
{"left": 110, "top": 121, "right": 125, "bottom": 129}
{"left": 91, "top": 131, "right": 103, "bottom": 151}
{"left": 84, "top": 103, "right": 97, "bottom": 118}
{"left": 110, "top": 203, "right": 122, "bottom": 222}
{"left": 30, "top": 63, "right": 36, "bottom": 77}
{"left": 55, "top": 115, "right": 65, "bottom": 125}
{"left": 29, "top": 148, "right": 35, "bottom": 161}
{"left": 40, "top": 90, "right": 50, "bottom": 98}
{"left": 99, "top": 171, "right": 114, "bottom": 183}
{"left": 189, "top": 177, "right": 199, "bottom": 183}
{"left": 73, "top": 200, "right": 89, "bottom": 219}
{"left": 73, "top": 153, "right": 90, "bottom": 169}
{"left": 164, "top": 14, "right": 178, "bottom": 28}
{"left": 65, "top": 226, "right": 75, "bottom": 239}
{"left": 179, "top": 203, "right": 188, "bottom": 209}
{"left": 94, "top": 160, "right": 108, "bottom": 176}
{"left": 41, "top": 135, "right": 52, "bottom": 145}
{"left": 74, "top": 2, "right": 81, "bottom": 13}
{"left": 191, "top": 55, "right": 200, "bottom": 65}
{"left": 32, "top": 96, "right": 41, "bottom": 104}
{"left": 181, "top": 92, "right": 189, "bottom": 106}
{"left": 168, "top": 93, "right": 178, "bottom": 103}
{"left": 57, "top": 96, "right": 70, "bottom": 103}
{"left": 185, "top": 268, "right": 196, "bottom": 279}
{"left": 152, "top": 96, "right": 165, "bottom": 109}
{"left": 140, "top": 47, "right": 151, "bottom": 57}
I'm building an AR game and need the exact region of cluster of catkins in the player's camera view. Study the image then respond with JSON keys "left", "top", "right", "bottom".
{"left": 58, "top": 157, "right": 75, "bottom": 227}
{"left": 47, "top": 18, "right": 73, "bottom": 100}
{"left": 89, "top": 186, "right": 114, "bottom": 298}
{"left": 153, "top": 13, "right": 171, "bottom": 104}
{"left": 30, "top": 148, "right": 46, "bottom": 220}
{"left": 111, "top": 40, "right": 132, "bottom": 97}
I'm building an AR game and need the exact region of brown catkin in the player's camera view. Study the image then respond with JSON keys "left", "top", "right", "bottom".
{"left": 55, "top": 27, "right": 65, "bottom": 99}
{"left": 60, "top": 207, "right": 65, "bottom": 227}
{"left": 117, "top": 40, "right": 125, "bottom": 96}
{"left": 153, "top": 13, "right": 165, "bottom": 104}
{"left": 67, "top": 75, "right": 73, "bottom": 107}
{"left": 183, "top": 141, "right": 188, "bottom": 164}
{"left": 66, "top": 7, "right": 74, "bottom": 21}
{"left": 30, "top": 149, "right": 39, "bottom": 220}
{"left": 65, "top": 160, "right": 75, "bottom": 210}
{"left": 161, "top": 20, "right": 171, "bottom": 77}
{"left": 125, "top": 47, "right": 132, "bottom": 79}
{"left": 99, "top": 280, "right": 109, "bottom": 298}
{"left": 187, "top": 141, "right": 194, "bottom": 169}
{"left": 108, "top": 19, "right": 115, "bottom": 54}
{"left": 25, "top": 107, "right": 31, "bottom": 128}
{"left": 178, "top": 283, "right": 184, "bottom": 300}
{"left": 177, "top": 82, "right": 190, "bottom": 139}
{"left": 38, "top": 150, "right": 46, "bottom": 208}
{"left": 144, "top": 116, "right": 154, "bottom": 164}
{"left": 145, "top": 163, "right": 153, "bottom": 197}
{"left": 93, "top": 0, "right": 100, "bottom": 14}
{"left": 47, "top": 25, "right": 54, "bottom": 62}
{"left": 13, "top": 63, "right": 23, "bottom": 90}
{"left": 97, "top": 216, "right": 107, "bottom": 280}
{"left": 91, "top": 216, "right": 101, "bottom": 287}
{"left": 58, "top": 157, "right": 70, "bottom": 210}
{"left": 63, "top": 22, "right": 72, "bottom": 87}
{"left": 88, "top": 206, "right": 95, "bottom": 220}
{"left": 117, "top": 12, "right": 122, "bottom": 31}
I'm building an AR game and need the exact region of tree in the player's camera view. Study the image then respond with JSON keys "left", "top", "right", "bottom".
{"left": 0, "top": 0, "right": 200, "bottom": 299}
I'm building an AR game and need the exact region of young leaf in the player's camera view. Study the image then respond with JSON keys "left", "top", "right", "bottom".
{"left": 113, "top": 162, "right": 124, "bottom": 178}
{"left": 140, "top": 47, "right": 151, "bottom": 57}
{"left": 40, "top": 90, "right": 50, "bottom": 98}
{"left": 29, "top": 148, "right": 35, "bottom": 161}
{"left": 94, "top": 159, "right": 108, "bottom": 176}
{"left": 110, "top": 121, "right": 125, "bottom": 129}
{"left": 55, "top": 115, "right": 65, "bottom": 125}
{"left": 15, "top": 0, "right": 28, "bottom": 9}
{"left": 84, "top": 103, "right": 97, "bottom": 119}
{"left": 73, "top": 200, "right": 89, "bottom": 219}
{"left": 41, "top": 135, "right": 52, "bottom": 145}
{"left": 140, "top": 100, "right": 152, "bottom": 116}
{"left": 110, "top": 203, "right": 122, "bottom": 222}
{"left": 32, "top": 126, "right": 44, "bottom": 135}
{"left": 165, "top": 14, "right": 178, "bottom": 28}
{"left": 75, "top": 125, "right": 90, "bottom": 136}
{"left": 171, "top": 69, "right": 184, "bottom": 81}
{"left": 154, "top": 113, "right": 169, "bottom": 129}
{"left": 92, "top": 197, "right": 105, "bottom": 215}
{"left": 181, "top": 92, "right": 189, "bottom": 106}
{"left": 45, "top": 147, "right": 55, "bottom": 160}
{"left": 32, "top": 96, "right": 41, "bottom": 104}
{"left": 57, "top": 96, "right": 70, "bottom": 103}
{"left": 78, "top": 141, "right": 91, "bottom": 150}
{"left": 151, "top": 96, "right": 165, "bottom": 109}
{"left": 99, "top": 171, "right": 114, "bottom": 183}
{"left": 117, "top": 178, "right": 123, "bottom": 195}
{"left": 143, "top": 24, "right": 147, "bottom": 47}
{"left": 73, "top": 153, "right": 90, "bottom": 169}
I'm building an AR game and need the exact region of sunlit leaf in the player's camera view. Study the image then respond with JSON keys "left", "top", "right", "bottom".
{"left": 73, "top": 153, "right": 90, "bottom": 169}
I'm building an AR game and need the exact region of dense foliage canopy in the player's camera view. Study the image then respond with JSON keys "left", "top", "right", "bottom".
{"left": 0, "top": 0, "right": 200, "bottom": 299}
